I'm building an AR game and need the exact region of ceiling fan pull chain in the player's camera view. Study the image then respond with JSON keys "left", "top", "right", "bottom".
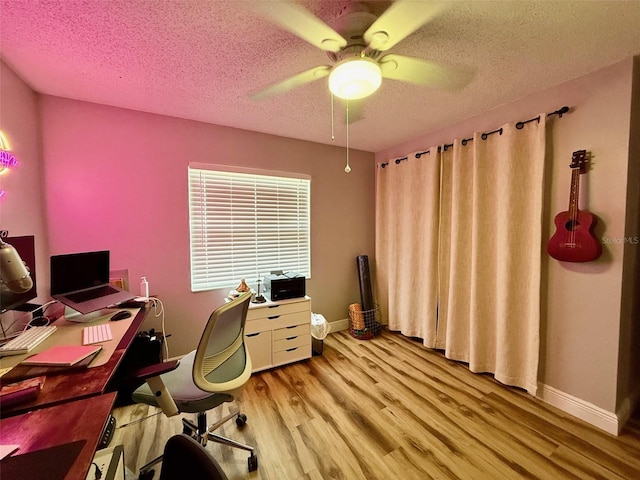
{"left": 331, "top": 93, "right": 335, "bottom": 141}
{"left": 345, "top": 100, "right": 351, "bottom": 173}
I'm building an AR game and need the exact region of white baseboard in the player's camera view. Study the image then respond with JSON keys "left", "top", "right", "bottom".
{"left": 328, "top": 318, "right": 349, "bottom": 333}
{"left": 537, "top": 383, "right": 620, "bottom": 435}
{"left": 328, "top": 316, "right": 388, "bottom": 333}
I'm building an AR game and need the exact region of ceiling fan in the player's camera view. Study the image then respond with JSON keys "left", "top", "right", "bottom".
{"left": 250, "top": 1, "right": 472, "bottom": 103}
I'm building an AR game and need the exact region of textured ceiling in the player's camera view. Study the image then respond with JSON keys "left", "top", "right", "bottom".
{"left": 1, "top": 0, "right": 640, "bottom": 153}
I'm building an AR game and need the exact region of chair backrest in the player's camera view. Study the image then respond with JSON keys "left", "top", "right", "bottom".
{"left": 192, "top": 292, "right": 252, "bottom": 394}
{"left": 159, "top": 434, "right": 229, "bottom": 480}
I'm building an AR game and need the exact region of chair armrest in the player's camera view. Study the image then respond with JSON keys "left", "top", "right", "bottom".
{"left": 130, "top": 360, "right": 179, "bottom": 381}
{"left": 131, "top": 360, "right": 180, "bottom": 417}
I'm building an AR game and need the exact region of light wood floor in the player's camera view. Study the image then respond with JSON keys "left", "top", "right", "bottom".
{"left": 112, "top": 329, "right": 640, "bottom": 479}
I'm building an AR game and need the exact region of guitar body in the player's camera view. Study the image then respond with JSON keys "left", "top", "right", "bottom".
{"left": 548, "top": 209, "right": 602, "bottom": 262}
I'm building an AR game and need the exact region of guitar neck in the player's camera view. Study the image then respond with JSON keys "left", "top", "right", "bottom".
{"left": 568, "top": 166, "right": 581, "bottom": 217}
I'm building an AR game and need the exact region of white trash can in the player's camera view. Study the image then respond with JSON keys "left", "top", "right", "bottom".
{"left": 311, "top": 313, "right": 329, "bottom": 356}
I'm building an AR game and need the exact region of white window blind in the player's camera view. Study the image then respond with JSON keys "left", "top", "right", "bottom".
{"left": 188, "top": 165, "right": 311, "bottom": 292}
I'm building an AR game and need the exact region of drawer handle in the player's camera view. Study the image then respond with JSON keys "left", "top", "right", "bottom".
{"left": 268, "top": 315, "right": 281, "bottom": 320}
{"left": 286, "top": 336, "right": 297, "bottom": 341}
{"left": 286, "top": 347, "right": 298, "bottom": 352}
{"left": 246, "top": 332, "right": 260, "bottom": 338}
{"left": 268, "top": 305, "right": 280, "bottom": 309}
{"left": 286, "top": 325, "right": 297, "bottom": 329}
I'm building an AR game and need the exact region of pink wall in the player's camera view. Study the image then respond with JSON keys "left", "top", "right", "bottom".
{"left": 32, "top": 96, "right": 375, "bottom": 357}
{"left": 0, "top": 62, "right": 50, "bottom": 306}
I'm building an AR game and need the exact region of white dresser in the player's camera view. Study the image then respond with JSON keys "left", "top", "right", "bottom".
{"left": 244, "top": 296, "right": 311, "bottom": 373}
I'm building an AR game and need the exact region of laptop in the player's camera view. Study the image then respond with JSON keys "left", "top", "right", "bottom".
{"left": 50, "top": 250, "right": 135, "bottom": 315}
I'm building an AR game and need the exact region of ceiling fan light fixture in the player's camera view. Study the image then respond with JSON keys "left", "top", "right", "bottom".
{"left": 329, "top": 57, "right": 382, "bottom": 100}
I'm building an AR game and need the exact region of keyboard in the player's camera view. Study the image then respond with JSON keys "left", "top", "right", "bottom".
{"left": 0, "top": 326, "right": 57, "bottom": 356}
{"left": 82, "top": 323, "right": 113, "bottom": 345}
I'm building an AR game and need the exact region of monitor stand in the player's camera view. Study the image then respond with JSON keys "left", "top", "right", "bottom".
{"left": 63, "top": 305, "right": 116, "bottom": 323}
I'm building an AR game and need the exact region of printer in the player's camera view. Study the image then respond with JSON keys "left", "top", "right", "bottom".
{"left": 264, "top": 272, "right": 306, "bottom": 301}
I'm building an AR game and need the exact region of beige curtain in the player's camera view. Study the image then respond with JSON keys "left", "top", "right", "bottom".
{"left": 375, "top": 149, "right": 440, "bottom": 346}
{"left": 376, "top": 117, "right": 546, "bottom": 395}
{"left": 438, "top": 143, "right": 469, "bottom": 353}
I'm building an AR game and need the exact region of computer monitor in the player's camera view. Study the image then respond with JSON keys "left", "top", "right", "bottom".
{"left": 0, "top": 235, "right": 37, "bottom": 313}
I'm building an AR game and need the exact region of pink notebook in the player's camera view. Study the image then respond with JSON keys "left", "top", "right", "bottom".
{"left": 21, "top": 345, "right": 102, "bottom": 367}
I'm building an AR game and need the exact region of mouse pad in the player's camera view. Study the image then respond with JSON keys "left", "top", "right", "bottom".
{"left": 0, "top": 439, "right": 85, "bottom": 480}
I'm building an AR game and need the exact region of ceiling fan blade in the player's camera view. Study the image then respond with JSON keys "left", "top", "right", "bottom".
{"left": 379, "top": 54, "right": 475, "bottom": 90}
{"left": 364, "top": 0, "right": 445, "bottom": 51}
{"left": 251, "top": 65, "right": 331, "bottom": 100}
{"left": 251, "top": 1, "right": 347, "bottom": 52}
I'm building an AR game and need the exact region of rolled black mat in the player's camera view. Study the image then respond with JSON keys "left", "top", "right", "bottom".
{"left": 356, "top": 255, "right": 374, "bottom": 312}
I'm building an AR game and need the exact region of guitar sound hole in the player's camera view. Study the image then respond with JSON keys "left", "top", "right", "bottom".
{"left": 564, "top": 219, "right": 580, "bottom": 231}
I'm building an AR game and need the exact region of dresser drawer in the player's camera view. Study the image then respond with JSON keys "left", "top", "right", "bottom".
{"left": 273, "top": 323, "right": 310, "bottom": 341}
{"left": 247, "top": 299, "right": 310, "bottom": 321}
{"left": 246, "top": 310, "right": 309, "bottom": 334}
{"left": 273, "top": 344, "right": 311, "bottom": 367}
{"left": 273, "top": 334, "right": 309, "bottom": 353}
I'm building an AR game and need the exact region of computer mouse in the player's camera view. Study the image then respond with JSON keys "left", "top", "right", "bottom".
{"left": 111, "top": 310, "right": 132, "bottom": 321}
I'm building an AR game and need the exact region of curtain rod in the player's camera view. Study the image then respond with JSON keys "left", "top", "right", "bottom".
{"left": 381, "top": 106, "right": 570, "bottom": 168}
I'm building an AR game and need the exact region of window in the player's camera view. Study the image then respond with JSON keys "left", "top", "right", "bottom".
{"left": 188, "top": 164, "right": 311, "bottom": 292}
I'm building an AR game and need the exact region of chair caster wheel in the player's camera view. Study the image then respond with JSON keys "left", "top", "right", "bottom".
{"left": 248, "top": 453, "right": 258, "bottom": 472}
{"left": 139, "top": 469, "right": 155, "bottom": 480}
{"left": 236, "top": 413, "right": 247, "bottom": 427}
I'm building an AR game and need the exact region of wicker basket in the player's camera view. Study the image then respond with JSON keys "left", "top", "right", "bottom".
{"left": 348, "top": 303, "right": 381, "bottom": 340}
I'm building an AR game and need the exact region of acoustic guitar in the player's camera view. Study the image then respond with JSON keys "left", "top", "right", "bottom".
{"left": 547, "top": 150, "right": 602, "bottom": 262}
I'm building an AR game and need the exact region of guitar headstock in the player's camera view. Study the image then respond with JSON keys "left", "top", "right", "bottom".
{"left": 570, "top": 150, "right": 588, "bottom": 173}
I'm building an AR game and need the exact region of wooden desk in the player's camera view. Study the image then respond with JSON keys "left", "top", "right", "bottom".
{"left": 0, "top": 392, "right": 116, "bottom": 480}
{"left": 0, "top": 305, "right": 149, "bottom": 417}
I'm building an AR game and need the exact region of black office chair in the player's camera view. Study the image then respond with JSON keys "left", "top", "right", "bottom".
{"left": 131, "top": 293, "right": 258, "bottom": 476}
{"left": 157, "top": 434, "right": 229, "bottom": 480}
